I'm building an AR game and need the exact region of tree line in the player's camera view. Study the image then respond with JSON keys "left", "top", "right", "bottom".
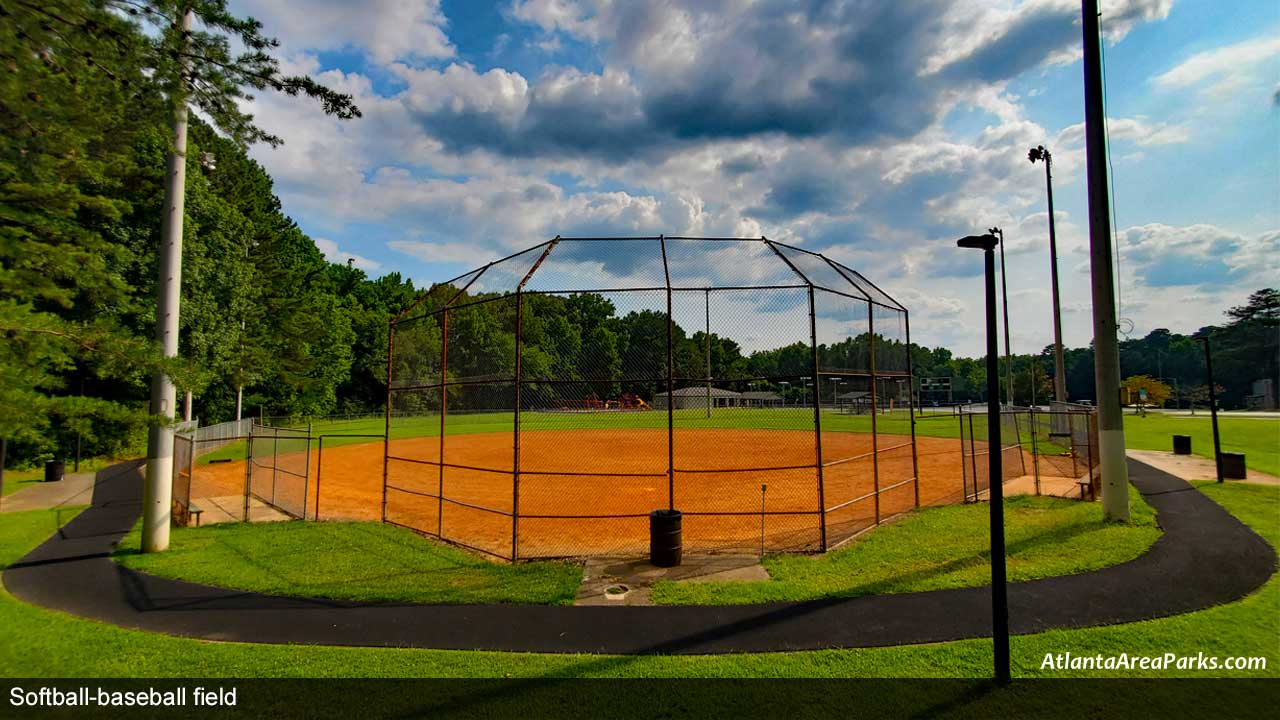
{"left": 910, "top": 288, "right": 1278, "bottom": 409}
{"left": 2, "top": 3, "right": 1275, "bottom": 468}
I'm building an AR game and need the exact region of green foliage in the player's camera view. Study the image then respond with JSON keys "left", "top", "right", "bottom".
{"left": 0, "top": 0, "right": 363, "bottom": 465}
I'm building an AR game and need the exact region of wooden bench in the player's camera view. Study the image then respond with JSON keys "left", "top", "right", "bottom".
{"left": 188, "top": 502, "right": 205, "bottom": 527}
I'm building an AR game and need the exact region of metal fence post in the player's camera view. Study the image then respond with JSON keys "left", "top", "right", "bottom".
{"left": 905, "top": 310, "right": 920, "bottom": 508}
{"left": 315, "top": 435, "right": 324, "bottom": 521}
{"left": 383, "top": 320, "right": 394, "bottom": 524}
{"left": 438, "top": 309, "right": 449, "bottom": 537}
{"left": 243, "top": 424, "right": 253, "bottom": 522}
{"left": 1030, "top": 407, "right": 1040, "bottom": 496}
{"left": 270, "top": 427, "right": 279, "bottom": 507}
{"left": 512, "top": 290, "right": 523, "bottom": 562}
{"left": 705, "top": 288, "right": 712, "bottom": 420}
{"left": 807, "top": 285, "right": 828, "bottom": 551}
{"left": 968, "top": 413, "right": 979, "bottom": 500}
{"left": 304, "top": 422, "right": 313, "bottom": 521}
{"left": 867, "top": 302, "right": 880, "bottom": 525}
{"left": 660, "top": 235, "right": 674, "bottom": 511}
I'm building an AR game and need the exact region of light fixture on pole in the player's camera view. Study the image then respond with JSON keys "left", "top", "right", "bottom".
{"left": 1028, "top": 145, "right": 1068, "bottom": 404}
{"left": 989, "top": 227, "right": 1014, "bottom": 406}
{"left": 956, "top": 231, "right": 1011, "bottom": 685}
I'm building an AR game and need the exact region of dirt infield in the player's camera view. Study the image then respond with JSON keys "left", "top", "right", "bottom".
{"left": 191, "top": 429, "right": 971, "bottom": 559}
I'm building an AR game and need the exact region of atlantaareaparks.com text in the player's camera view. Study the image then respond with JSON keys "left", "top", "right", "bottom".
{"left": 1041, "top": 652, "right": 1267, "bottom": 671}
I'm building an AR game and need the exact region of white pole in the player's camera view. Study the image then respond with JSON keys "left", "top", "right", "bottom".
{"left": 141, "top": 7, "right": 193, "bottom": 553}
{"left": 1082, "top": 0, "right": 1130, "bottom": 521}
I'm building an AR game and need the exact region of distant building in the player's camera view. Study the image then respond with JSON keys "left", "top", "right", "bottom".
{"left": 1246, "top": 378, "right": 1277, "bottom": 410}
{"left": 651, "top": 386, "right": 743, "bottom": 410}
{"left": 739, "top": 390, "right": 784, "bottom": 407}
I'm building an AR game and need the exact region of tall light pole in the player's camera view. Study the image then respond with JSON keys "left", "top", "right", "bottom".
{"left": 141, "top": 7, "right": 194, "bottom": 553}
{"left": 957, "top": 232, "right": 1010, "bottom": 685}
{"left": 990, "top": 227, "right": 1014, "bottom": 405}
{"left": 1082, "top": 0, "right": 1130, "bottom": 522}
{"left": 1028, "top": 145, "right": 1068, "bottom": 404}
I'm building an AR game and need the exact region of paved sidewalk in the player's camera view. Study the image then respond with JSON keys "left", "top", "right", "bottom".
{"left": 1, "top": 468, "right": 119, "bottom": 513}
{"left": 1128, "top": 449, "right": 1280, "bottom": 486}
{"left": 3, "top": 458, "right": 1275, "bottom": 654}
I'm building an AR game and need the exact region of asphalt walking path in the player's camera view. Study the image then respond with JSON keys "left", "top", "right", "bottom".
{"left": 3, "top": 459, "right": 1275, "bottom": 654}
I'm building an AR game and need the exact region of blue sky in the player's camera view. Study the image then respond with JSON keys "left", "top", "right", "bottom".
{"left": 230, "top": 0, "right": 1278, "bottom": 356}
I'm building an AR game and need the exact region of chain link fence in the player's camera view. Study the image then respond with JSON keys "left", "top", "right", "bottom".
{"left": 385, "top": 237, "right": 922, "bottom": 560}
{"left": 957, "top": 406, "right": 1099, "bottom": 501}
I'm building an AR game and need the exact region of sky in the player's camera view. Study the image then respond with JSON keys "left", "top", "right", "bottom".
{"left": 227, "top": 0, "right": 1278, "bottom": 357}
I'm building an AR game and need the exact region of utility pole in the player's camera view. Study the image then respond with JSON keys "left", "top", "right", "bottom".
{"left": 141, "top": 7, "right": 194, "bottom": 553}
{"left": 1082, "top": 0, "right": 1130, "bottom": 522}
{"left": 991, "top": 227, "right": 1014, "bottom": 405}
{"left": 1028, "top": 146, "right": 1067, "bottom": 404}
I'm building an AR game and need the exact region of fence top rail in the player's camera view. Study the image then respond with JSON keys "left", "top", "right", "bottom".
{"left": 316, "top": 430, "right": 389, "bottom": 438}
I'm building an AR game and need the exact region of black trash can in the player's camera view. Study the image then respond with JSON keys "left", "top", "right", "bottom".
{"left": 649, "top": 509, "right": 682, "bottom": 568}
{"left": 1172, "top": 435, "right": 1192, "bottom": 455}
{"left": 44, "top": 460, "right": 65, "bottom": 483}
{"left": 1220, "top": 453, "right": 1247, "bottom": 480}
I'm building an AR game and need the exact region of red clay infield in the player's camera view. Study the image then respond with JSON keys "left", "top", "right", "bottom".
{"left": 191, "top": 429, "right": 971, "bottom": 559}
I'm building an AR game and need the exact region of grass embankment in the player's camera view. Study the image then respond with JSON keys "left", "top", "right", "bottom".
{"left": 653, "top": 485, "right": 1157, "bottom": 604}
{"left": 0, "top": 481, "right": 1276, "bottom": 677}
{"left": 114, "top": 519, "right": 582, "bottom": 605}
{"left": 1123, "top": 413, "right": 1279, "bottom": 476}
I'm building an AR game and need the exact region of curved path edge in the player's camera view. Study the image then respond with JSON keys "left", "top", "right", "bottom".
{"left": 4, "top": 459, "right": 1275, "bottom": 654}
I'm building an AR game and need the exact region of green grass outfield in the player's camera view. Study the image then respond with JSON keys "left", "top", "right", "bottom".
{"left": 1, "top": 481, "right": 1274, "bottom": 678}
{"left": 198, "top": 409, "right": 1278, "bottom": 479}
{"left": 197, "top": 408, "right": 955, "bottom": 465}
{"left": 112, "top": 486, "right": 1158, "bottom": 607}
{"left": 1123, "top": 413, "right": 1279, "bottom": 476}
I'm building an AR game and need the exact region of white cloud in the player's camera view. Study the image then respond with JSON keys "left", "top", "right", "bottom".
{"left": 313, "top": 237, "right": 381, "bottom": 271}
{"left": 1152, "top": 35, "right": 1280, "bottom": 101}
{"left": 232, "top": 0, "right": 454, "bottom": 64}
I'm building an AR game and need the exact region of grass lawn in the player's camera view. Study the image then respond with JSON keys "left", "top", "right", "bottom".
{"left": 653, "top": 486, "right": 1158, "bottom": 604}
{"left": 0, "top": 480, "right": 1275, "bottom": 678}
{"left": 1123, "top": 413, "right": 1279, "bottom": 476}
{"left": 114, "top": 519, "right": 582, "bottom": 605}
{"left": 110, "top": 486, "right": 1158, "bottom": 609}
{"left": 1, "top": 456, "right": 128, "bottom": 497}
{"left": 1, "top": 469, "right": 44, "bottom": 498}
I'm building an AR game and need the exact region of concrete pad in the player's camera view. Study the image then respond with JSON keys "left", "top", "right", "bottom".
{"left": 186, "top": 495, "right": 291, "bottom": 526}
{"left": 1127, "top": 449, "right": 1280, "bottom": 486}
{"left": 575, "top": 553, "right": 769, "bottom": 606}
{"left": 1, "top": 472, "right": 98, "bottom": 512}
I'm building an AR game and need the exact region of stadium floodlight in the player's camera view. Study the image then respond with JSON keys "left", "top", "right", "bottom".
{"left": 956, "top": 231, "right": 1011, "bottom": 685}
{"left": 1028, "top": 145, "right": 1067, "bottom": 405}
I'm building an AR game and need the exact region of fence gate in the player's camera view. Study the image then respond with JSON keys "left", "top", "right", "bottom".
{"left": 248, "top": 421, "right": 312, "bottom": 519}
